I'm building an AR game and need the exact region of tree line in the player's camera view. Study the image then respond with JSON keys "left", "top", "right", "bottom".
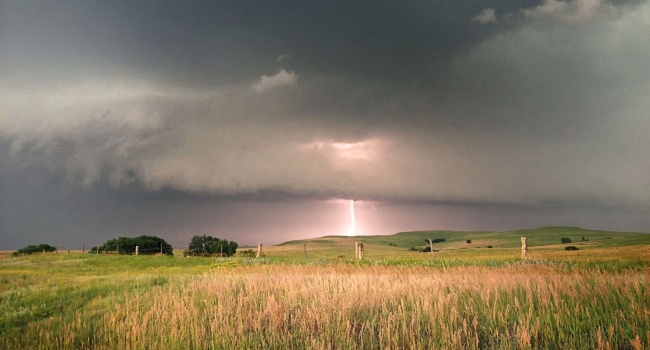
{"left": 12, "top": 235, "right": 239, "bottom": 257}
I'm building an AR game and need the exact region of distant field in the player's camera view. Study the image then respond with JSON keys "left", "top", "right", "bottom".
{"left": 1, "top": 226, "right": 649, "bottom": 349}
{"left": 269, "top": 226, "right": 650, "bottom": 262}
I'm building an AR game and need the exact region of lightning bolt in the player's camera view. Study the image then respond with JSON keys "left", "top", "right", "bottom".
{"left": 348, "top": 200, "right": 357, "bottom": 236}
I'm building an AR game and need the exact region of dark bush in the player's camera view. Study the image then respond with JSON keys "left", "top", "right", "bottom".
{"left": 580, "top": 236, "right": 589, "bottom": 242}
{"left": 426, "top": 238, "right": 446, "bottom": 244}
{"left": 565, "top": 246, "right": 579, "bottom": 251}
{"left": 487, "top": 245, "right": 493, "bottom": 248}
{"left": 466, "top": 239, "right": 472, "bottom": 244}
{"left": 238, "top": 249, "right": 255, "bottom": 258}
{"left": 90, "top": 235, "right": 173, "bottom": 255}
{"left": 560, "top": 237, "right": 572, "bottom": 244}
{"left": 184, "top": 235, "right": 238, "bottom": 257}
{"left": 12, "top": 244, "right": 56, "bottom": 257}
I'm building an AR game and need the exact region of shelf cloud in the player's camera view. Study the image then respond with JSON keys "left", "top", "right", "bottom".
{"left": 1, "top": 0, "right": 649, "bottom": 248}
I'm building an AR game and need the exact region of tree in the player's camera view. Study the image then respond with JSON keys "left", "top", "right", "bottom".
{"left": 560, "top": 237, "right": 572, "bottom": 244}
{"left": 12, "top": 244, "right": 56, "bottom": 257}
{"left": 466, "top": 239, "right": 472, "bottom": 244}
{"left": 90, "top": 235, "right": 173, "bottom": 255}
{"left": 185, "top": 235, "right": 238, "bottom": 257}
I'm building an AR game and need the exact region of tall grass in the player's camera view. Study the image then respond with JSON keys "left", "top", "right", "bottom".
{"left": 3, "top": 261, "right": 648, "bottom": 349}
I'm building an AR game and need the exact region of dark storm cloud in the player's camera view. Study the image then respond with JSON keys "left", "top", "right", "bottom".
{"left": 2, "top": 0, "right": 650, "bottom": 248}
{"left": 2, "top": 0, "right": 539, "bottom": 87}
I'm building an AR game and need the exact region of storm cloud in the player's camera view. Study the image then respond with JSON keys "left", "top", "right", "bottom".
{"left": 1, "top": 0, "right": 649, "bottom": 248}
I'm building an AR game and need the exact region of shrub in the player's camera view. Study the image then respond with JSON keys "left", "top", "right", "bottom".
{"left": 560, "top": 237, "right": 572, "bottom": 244}
{"left": 12, "top": 244, "right": 56, "bottom": 257}
{"left": 565, "top": 246, "right": 579, "bottom": 251}
{"left": 185, "top": 235, "right": 238, "bottom": 257}
{"left": 422, "top": 247, "right": 439, "bottom": 253}
{"left": 238, "top": 249, "right": 256, "bottom": 258}
{"left": 487, "top": 245, "right": 493, "bottom": 248}
{"left": 466, "top": 239, "right": 472, "bottom": 244}
{"left": 90, "top": 236, "right": 173, "bottom": 255}
{"left": 426, "top": 238, "right": 446, "bottom": 244}
{"left": 580, "top": 236, "right": 589, "bottom": 242}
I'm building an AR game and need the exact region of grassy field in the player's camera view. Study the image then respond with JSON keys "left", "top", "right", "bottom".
{"left": 1, "top": 227, "right": 649, "bottom": 349}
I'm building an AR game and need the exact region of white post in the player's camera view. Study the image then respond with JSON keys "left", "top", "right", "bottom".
{"left": 256, "top": 244, "right": 263, "bottom": 258}
{"left": 135, "top": 246, "right": 139, "bottom": 256}
{"left": 521, "top": 237, "right": 528, "bottom": 259}
{"left": 429, "top": 239, "right": 435, "bottom": 259}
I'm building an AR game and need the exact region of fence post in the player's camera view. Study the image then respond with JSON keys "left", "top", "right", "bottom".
{"left": 304, "top": 241, "right": 307, "bottom": 258}
{"left": 355, "top": 242, "right": 364, "bottom": 260}
{"left": 135, "top": 246, "right": 139, "bottom": 256}
{"left": 256, "top": 244, "right": 263, "bottom": 258}
{"left": 521, "top": 237, "right": 527, "bottom": 259}
{"left": 429, "top": 239, "right": 435, "bottom": 259}
{"left": 82, "top": 244, "right": 85, "bottom": 253}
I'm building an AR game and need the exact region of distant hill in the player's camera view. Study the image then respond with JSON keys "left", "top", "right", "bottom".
{"left": 272, "top": 226, "right": 650, "bottom": 259}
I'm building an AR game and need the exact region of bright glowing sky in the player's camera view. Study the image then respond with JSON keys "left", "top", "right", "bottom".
{"left": 1, "top": 0, "right": 650, "bottom": 248}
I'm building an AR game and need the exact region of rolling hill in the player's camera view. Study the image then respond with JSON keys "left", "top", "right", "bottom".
{"left": 269, "top": 226, "right": 650, "bottom": 261}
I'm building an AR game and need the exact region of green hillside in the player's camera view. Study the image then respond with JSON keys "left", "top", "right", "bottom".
{"left": 270, "top": 226, "right": 650, "bottom": 261}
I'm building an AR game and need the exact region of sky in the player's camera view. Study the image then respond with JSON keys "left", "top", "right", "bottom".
{"left": 1, "top": 0, "right": 649, "bottom": 249}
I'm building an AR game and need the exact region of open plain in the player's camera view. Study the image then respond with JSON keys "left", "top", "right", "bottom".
{"left": 1, "top": 227, "right": 649, "bottom": 349}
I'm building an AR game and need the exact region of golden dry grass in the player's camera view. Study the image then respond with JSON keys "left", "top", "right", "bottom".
{"left": 5, "top": 262, "right": 648, "bottom": 349}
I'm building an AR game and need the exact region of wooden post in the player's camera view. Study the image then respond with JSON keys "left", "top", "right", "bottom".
{"left": 428, "top": 239, "right": 435, "bottom": 259}
{"left": 82, "top": 244, "right": 85, "bottom": 253}
{"left": 160, "top": 243, "right": 163, "bottom": 255}
{"left": 304, "top": 241, "right": 307, "bottom": 258}
{"left": 220, "top": 244, "right": 223, "bottom": 258}
{"left": 96, "top": 245, "right": 99, "bottom": 254}
{"left": 355, "top": 242, "right": 364, "bottom": 260}
{"left": 135, "top": 246, "right": 139, "bottom": 256}
{"left": 117, "top": 243, "right": 119, "bottom": 255}
{"left": 521, "top": 237, "right": 528, "bottom": 259}
{"left": 256, "top": 244, "right": 263, "bottom": 258}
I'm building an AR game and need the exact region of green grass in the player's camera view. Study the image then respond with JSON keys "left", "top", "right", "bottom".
{"left": 1, "top": 226, "right": 649, "bottom": 349}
